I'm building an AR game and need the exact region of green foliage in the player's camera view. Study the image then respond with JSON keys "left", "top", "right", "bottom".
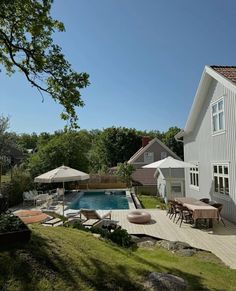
{"left": 0, "top": 214, "right": 26, "bottom": 233}
{"left": 28, "top": 130, "right": 91, "bottom": 177}
{"left": 17, "top": 133, "right": 38, "bottom": 151}
{"left": 162, "top": 126, "right": 183, "bottom": 160}
{"left": 116, "top": 162, "right": 135, "bottom": 187}
{"left": 89, "top": 127, "right": 141, "bottom": 171}
{"left": 69, "top": 220, "right": 133, "bottom": 247}
{"left": 0, "top": 116, "right": 20, "bottom": 160}
{"left": 109, "top": 228, "right": 134, "bottom": 248}
{"left": 0, "top": 0, "right": 89, "bottom": 128}
{"left": 1, "top": 167, "right": 33, "bottom": 206}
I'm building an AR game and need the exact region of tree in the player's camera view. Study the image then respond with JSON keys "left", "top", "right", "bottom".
{"left": 163, "top": 126, "right": 183, "bottom": 160}
{"left": 28, "top": 130, "right": 91, "bottom": 177}
{"left": 116, "top": 162, "right": 134, "bottom": 187}
{"left": 0, "top": 0, "right": 89, "bottom": 128}
{"left": 89, "top": 127, "right": 141, "bottom": 171}
{"left": 17, "top": 133, "right": 38, "bottom": 151}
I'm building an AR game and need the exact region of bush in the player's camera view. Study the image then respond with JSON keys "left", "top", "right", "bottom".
{"left": 109, "top": 228, "right": 133, "bottom": 248}
{"left": 0, "top": 214, "right": 26, "bottom": 233}
{"left": 1, "top": 167, "right": 33, "bottom": 207}
{"left": 67, "top": 221, "right": 134, "bottom": 248}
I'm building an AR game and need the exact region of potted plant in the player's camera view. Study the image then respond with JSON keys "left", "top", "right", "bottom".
{"left": 0, "top": 213, "right": 31, "bottom": 245}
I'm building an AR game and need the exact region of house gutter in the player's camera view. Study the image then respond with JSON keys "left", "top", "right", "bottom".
{"left": 174, "top": 130, "right": 184, "bottom": 143}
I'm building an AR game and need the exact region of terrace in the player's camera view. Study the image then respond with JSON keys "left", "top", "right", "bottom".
{"left": 109, "top": 209, "right": 236, "bottom": 269}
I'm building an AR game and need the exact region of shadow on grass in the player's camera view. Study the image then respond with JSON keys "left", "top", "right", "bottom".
{"left": 0, "top": 228, "right": 210, "bottom": 290}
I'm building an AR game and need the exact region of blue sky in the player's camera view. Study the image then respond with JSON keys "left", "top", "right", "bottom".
{"left": 1, "top": 0, "right": 236, "bottom": 134}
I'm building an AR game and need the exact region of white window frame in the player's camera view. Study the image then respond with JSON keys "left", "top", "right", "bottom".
{"left": 212, "top": 162, "right": 230, "bottom": 197}
{"left": 211, "top": 97, "right": 225, "bottom": 136}
{"left": 189, "top": 164, "right": 199, "bottom": 191}
{"left": 144, "top": 152, "right": 154, "bottom": 164}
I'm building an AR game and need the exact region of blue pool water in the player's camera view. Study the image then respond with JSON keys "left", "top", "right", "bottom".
{"left": 69, "top": 190, "right": 129, "bottom": 210}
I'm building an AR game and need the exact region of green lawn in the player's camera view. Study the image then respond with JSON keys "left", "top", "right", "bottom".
{"left": 138, "top": 194, "right": 166, "bottom": 209}
{"left": 0, "top": 225, "right": 235, "bottom": 290}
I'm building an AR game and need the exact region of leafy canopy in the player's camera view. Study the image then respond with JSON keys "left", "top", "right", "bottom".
{"left": 28, "top": 131, "right": 91, "bottom": 177}
{"left": 0, "top": 0, "right": 89, "bottom": 128}
{"left": 116, "top": 162, "right": 134, "bottom": 187}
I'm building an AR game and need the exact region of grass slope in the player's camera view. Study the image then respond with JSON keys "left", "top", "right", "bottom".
{"left": 0, "top": 225, "right": 236, "bottom": 290}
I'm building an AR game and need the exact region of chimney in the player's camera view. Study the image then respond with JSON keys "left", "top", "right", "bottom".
{"left": 142, "top": 136, "right": 150, "bottom": 148}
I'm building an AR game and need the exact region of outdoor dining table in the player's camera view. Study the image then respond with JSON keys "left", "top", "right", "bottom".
{"left": 175, "top": 197, "right": 219, "bottom": 228}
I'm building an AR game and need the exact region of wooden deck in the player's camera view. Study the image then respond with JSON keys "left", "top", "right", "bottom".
{"left": 109, "top": 209, "right": 236, "bottom": 269}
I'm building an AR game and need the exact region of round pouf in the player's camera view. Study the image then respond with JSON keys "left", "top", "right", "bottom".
{"left": 127, "top": 210, "right": 151, "bottom": 224}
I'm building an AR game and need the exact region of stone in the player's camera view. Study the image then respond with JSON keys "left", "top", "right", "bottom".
{"left": 92, "top": 233, "right": 101, "bottom": 239}
{"left": 137, "top": 240, "right": 156, "bottom": 248}
{"left": 130, "top": 235, "right": 141, "bottom": 243}
{"left": 156, "top": 240, "right": 193, "bottom": 251}
{"left": 174, "top": 241, "right": 192, "bottom": 250}
{"left": 145, "top": 272, "right": 188, "bottom": 291}
{"left": 155, "top": 240, "right": 175, "bottom": 250}
{"left": 176, "top": 249, "right": 197, "bottom": 257}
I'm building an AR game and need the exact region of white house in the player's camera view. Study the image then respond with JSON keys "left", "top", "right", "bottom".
{"left": 175, "top": 65, "right": 236, "bottom": 223}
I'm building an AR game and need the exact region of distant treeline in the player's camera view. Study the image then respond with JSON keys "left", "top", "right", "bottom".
{"left": 1, "top": 117, "right": 183, "bottom": 177}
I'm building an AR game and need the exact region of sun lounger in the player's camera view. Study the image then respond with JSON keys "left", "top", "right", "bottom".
{"left": 80, "top": 209, "right": 111, "bottom": 227}
{"left": 42, "top": 217, "right": 63, "bottom": 227}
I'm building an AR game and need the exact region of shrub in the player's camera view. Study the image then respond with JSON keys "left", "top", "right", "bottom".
{"left": 67, "top": 221, "right": 134, "bottom": 248}
{"left": 1, "top": 167, "right": 33, "bottom": 207}
{"left": 109, "top": 228, "right": 134, "bottom": 248}
{"left": 0, "top": 214, "right": 26, "bottom": 233}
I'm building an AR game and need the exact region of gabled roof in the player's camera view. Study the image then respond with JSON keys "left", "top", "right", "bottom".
{"left": 211, "top": 66, "right": 236, "bottom": 84}
{"left": 128, "top": 137, "right": 180, "bottom": 163}
{"left": 175, "top": 65, "right": 236, "bottom": 139}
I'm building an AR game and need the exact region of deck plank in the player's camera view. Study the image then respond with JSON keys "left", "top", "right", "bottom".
{"left": 109, "top": 209, "right": 236, "bottom": 269}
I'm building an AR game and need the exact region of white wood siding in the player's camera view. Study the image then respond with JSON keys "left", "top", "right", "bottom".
{"left": 184, "top": 79, "right": 236, "bottom": 222}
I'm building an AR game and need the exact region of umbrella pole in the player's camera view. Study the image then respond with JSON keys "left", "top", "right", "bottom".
{"left": 169, "top": 167, "right": 171, "bottom": 200}
{"left": 62, "top": 181, "right": 65, "bottom": 217}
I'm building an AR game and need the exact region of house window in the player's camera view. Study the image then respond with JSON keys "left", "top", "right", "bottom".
{"left": 190, "top": 166, "right": 199, "bottom": 188}
{"left": 144, "top": 152, "right": 154, "bottom": 164}
{"left": 213, "top": 164, "right": 229, "bottom": 195}
{"left": 212, "top": 98, "right": 224, "bottom": 133}
{"left": 161, "top": 151, "right": 167, "bottom": 159}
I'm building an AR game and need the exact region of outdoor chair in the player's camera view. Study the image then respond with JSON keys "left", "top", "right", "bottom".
{"left": 79, "top": 209, "right": 112, "bottom": 227}
{"left": 212, "top": 203, "right": 226, "bottom": 226}
{"left": 23, "top": 191, "right": 38, "bottom": 206}
{"left": 175, "top": 205, "right": 193, "bottom": 227}
{"left": 23, "top": 191, "right": 51, "bottom": 206}
{"left": 166, "top": 199, "right": 175, "bottom": 217}
{"left": 169, "top": 201, "right": 181, "bottom": 222}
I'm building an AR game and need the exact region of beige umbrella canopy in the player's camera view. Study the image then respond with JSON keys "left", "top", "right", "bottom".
{"left": 34, "top": 165, "right": 90, "bottom": 215}
{"left": 142, "top": 156, "right": 195, "bottom": 169}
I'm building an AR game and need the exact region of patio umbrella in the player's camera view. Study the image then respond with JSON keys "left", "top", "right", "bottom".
{"left": 143, "top": 157, "right": 196, "bottom": 200}
{"left": 34, "top": 165, "right": 89, "bottom": 215}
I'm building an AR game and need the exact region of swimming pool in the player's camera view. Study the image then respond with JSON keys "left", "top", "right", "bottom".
{"left": 69, "top": 190, "right": 129, "bottom": 210}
